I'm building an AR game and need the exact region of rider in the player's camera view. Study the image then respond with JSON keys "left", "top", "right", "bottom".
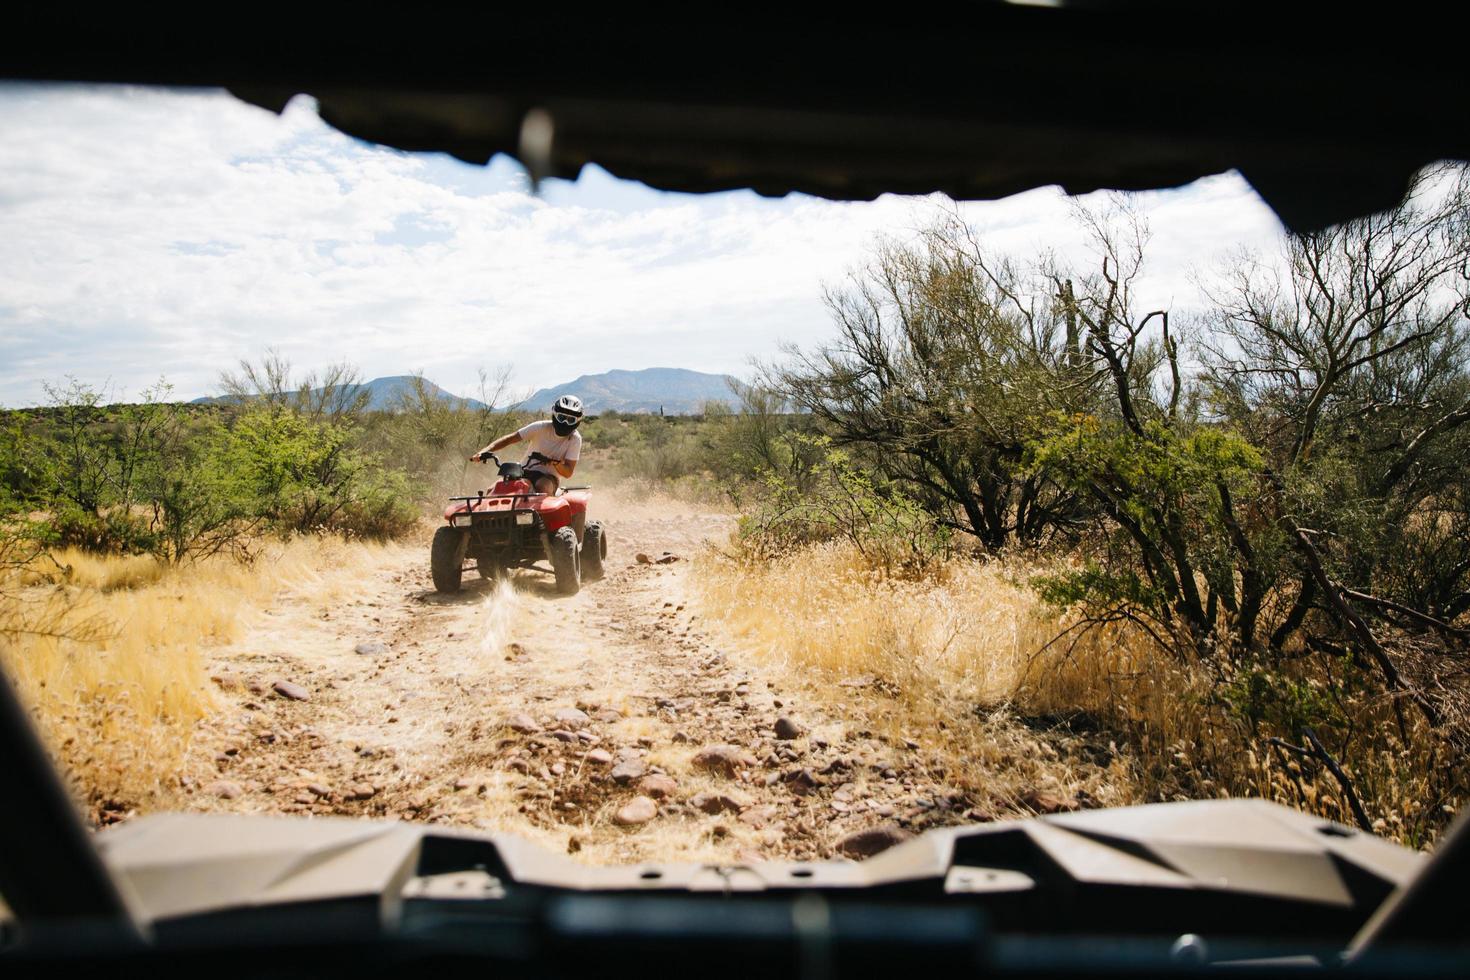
{"left": 470, "top": 394, "right": 583, "bottom": 495}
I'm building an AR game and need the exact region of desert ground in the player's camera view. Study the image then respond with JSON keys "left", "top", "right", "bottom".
{"left": 165, "top": 487, "right": 1114, "bottom": 864}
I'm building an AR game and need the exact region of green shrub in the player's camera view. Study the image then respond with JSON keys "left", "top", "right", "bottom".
{"left": 736, "top": 436, "right": 951, "bottom": 577}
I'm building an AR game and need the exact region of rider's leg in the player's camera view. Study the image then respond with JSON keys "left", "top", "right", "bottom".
{"left": 530, "top": 471, "right": 559, "bottom": 495}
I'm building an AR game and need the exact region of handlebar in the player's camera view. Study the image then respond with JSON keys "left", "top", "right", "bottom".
{"left": 471, "top": 450, "right": 562, "bottom": 466}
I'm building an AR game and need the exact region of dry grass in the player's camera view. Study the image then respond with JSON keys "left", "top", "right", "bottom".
{"left": 692, "top": 541, "right": 1462, "bottom": 847}
{"left": 0, "top": 537, "right": 408, "bottom": 817}
{"left": 692, "top": 542, "right": 1143, "bottom": 817}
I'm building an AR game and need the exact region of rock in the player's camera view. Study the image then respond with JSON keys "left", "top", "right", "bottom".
{"left": 835, "top": 825, "right": 912, "bottom": 859}
{"left": 690, "top": 791, "right": 746, "bottom": 815}
{"left": 611, "top": 758, "right": 647, "bottom": 784}
{"left": 635, "top": 553, "right": 653, "bottom": 564}
{"left": 553, "top": 707, "right": 592, "bottom": 730}
{"left": 551, "top": 730, "right": 579, "bottom": 742}
{"left": 585, "top": 748, "right": 614, "bottom": 765}
{"left": 655, "top": 553, "right": 681, "bottom": 564}
{"left": 738, "top": 805, "right": 779, "bottom": 829}
{"left": 783, "top": 768, "right": 822, "bottom": 795}
{"left": 210, "top": 672, "right": 239, "bottom": 688}
{"left": 550, "top": 762, "right": 566, "bottom": 776}
{"left": 355, "top": 641, "right": 387, "bottom": 656}
{"left": 507, "top": 713, "right": 542, "bottom": 734}
{"left": 507, "top": 758, "right": 531, "bottom": 773}
{"left": 247, "top": 680, "right": 266, "bottom": 695}
{"left": 672, "top": 731, "right": 691, "bottom": 743}
{"left": 208, "top": 780, "right": 243, "bottom": 800}
{"left": 692, "top": 744, "right": 755, "bottom": 777}
{"left": 774, "top": 717, "right": 804, "bottom": 740}
{"left": 350, "top": 783, "right": 377, "bottom": 800}
{"left": 272, "top": 680, "right": 310, "bottom": 702}
{"left": 453, "top": 777, "right": 473, "bottom": 791}
{"left": 1020, "top": 790, "right": 1081, "bottom": 814}
{"left": 293, "top": 792, "right": 315, "bottom": 805}
{"left": 638, "top": 774, "right": 678, "bottom": 799}
{"left": 592, "top": 708, "right": 623, "bottom": 723}
{"left": 306, "top": 782, "right": 331, "bottom": 797}
{"left": 614, "top": 796, "right": 659, "bottom": 826}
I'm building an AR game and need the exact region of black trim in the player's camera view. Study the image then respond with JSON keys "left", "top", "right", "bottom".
{"left": 0, "top": 671, "right": 145, "bottom": 942}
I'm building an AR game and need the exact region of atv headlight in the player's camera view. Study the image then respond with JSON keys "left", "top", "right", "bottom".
{"left": 452, "top": 514, "right": 473, "bottom": 527}
{"left": 515, "top": 511, "right": 534, "bottom": 525}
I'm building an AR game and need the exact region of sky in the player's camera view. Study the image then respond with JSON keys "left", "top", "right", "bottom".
{"left": 0, "top": 83, "right": 1289, "bottom": 408}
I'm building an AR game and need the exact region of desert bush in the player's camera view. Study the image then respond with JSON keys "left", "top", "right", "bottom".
{"left": 725, "top": 168, "right": 1470, "bottom": 844}
{"left": 734, "top": 435, "right": 952, "bottom": 576}
{"left": 322, "top": 468, "right": 419, "bottom": 539}
{"left": 766, "top": 211, "right": 1097, "bottom": 549}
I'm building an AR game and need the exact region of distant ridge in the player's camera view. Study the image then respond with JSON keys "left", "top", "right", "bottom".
{"left": 516, "top": 367, "right": 737, "bottom": 415}
{"left": 191, "top": 375, "right": 487, "bottom": 412}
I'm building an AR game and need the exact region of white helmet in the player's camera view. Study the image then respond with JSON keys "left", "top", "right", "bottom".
{"left": 551, "top": 394, "right": 584, "bottom": 435}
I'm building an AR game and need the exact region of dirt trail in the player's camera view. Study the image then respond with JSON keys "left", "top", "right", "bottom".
{"left": 177, "top": 488, "right": 985, "bottom": 864}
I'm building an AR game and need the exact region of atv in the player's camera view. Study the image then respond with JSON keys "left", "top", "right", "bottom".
{"left": 430, "top": 451, "right": 606, "bottom": 596}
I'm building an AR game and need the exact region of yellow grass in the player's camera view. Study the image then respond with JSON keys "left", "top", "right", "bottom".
{"left": 693, "top": 540, "right": 1458, "bottom": 847}
{"left": 0, "top": 537, "right": 405, "bottom": 815}
{"left": 692, "top": 542, "right": 1143, "bottom": 815}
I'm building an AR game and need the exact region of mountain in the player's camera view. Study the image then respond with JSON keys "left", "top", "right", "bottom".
{"left": 191, "top": 375, "right": 487, "bottom": 412}
{"left": 515, "top": 367, "right": 738, "bottom": 415}
{"left": 188, "top": 368, "right": 738, "bottom": 415}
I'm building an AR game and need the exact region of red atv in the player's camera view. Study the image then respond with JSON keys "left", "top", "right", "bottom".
{"left": 430, "top": 452, "right": 606, "bottom": 596}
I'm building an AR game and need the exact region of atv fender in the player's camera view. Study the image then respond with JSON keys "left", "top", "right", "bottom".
{"left": 531, "top": 495, "right": 575, "bottom": 533}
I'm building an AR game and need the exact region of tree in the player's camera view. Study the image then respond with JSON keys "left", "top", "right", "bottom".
{"left": 1199, "top": 164, "right": 1470, "bottom": 724}
{"left": 1027, "top": 197, "right": 1261, "bottom": 649}
{"left": 218, "top": 349, "right": 372, "bottom": 423}
{"left": 769, "top": 210, "right": 1096, "bottom": 549}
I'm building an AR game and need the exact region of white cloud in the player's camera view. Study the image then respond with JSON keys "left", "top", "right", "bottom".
{"left": 0, "top": 84, "right": 1286, "bottom": 407}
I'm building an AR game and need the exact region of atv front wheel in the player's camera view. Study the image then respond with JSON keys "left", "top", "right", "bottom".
{"left": 431, "top": 526, "right": 467, "bottom": 593}
{"left": 548, "top": 526, "right": 581, "bottom": 596}
{"left": 582, "top": 520, "right": 608, "bottom": 581}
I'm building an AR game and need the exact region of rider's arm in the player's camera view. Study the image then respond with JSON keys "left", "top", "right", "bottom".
{"left": 470, "top": 431, "right": 522, "bottom": 460}
{"left": 551, "top": 458, "right": 576, "bottom": 479}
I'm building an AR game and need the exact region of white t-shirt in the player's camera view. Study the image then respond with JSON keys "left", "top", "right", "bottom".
{"left": 517, "top": 420, "right": 582, "bottom": 474}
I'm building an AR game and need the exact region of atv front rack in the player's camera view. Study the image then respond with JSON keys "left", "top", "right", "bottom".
{"left": 448, "top": 492, "right": 545, "bottom": 507}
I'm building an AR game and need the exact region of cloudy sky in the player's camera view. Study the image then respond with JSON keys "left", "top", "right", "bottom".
{"left": 0, "top": 84, "right": 1288, "bottom": 407}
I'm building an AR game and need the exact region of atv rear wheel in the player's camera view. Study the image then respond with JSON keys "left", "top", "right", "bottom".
{"left": 548, "top": 526, "right": 581, "bottom": 596}
{"left": 431, "top": 526, "right": 467, "bottom": 593}
{"left": 582, "top": 520, "right": 607, "bottom": 581}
